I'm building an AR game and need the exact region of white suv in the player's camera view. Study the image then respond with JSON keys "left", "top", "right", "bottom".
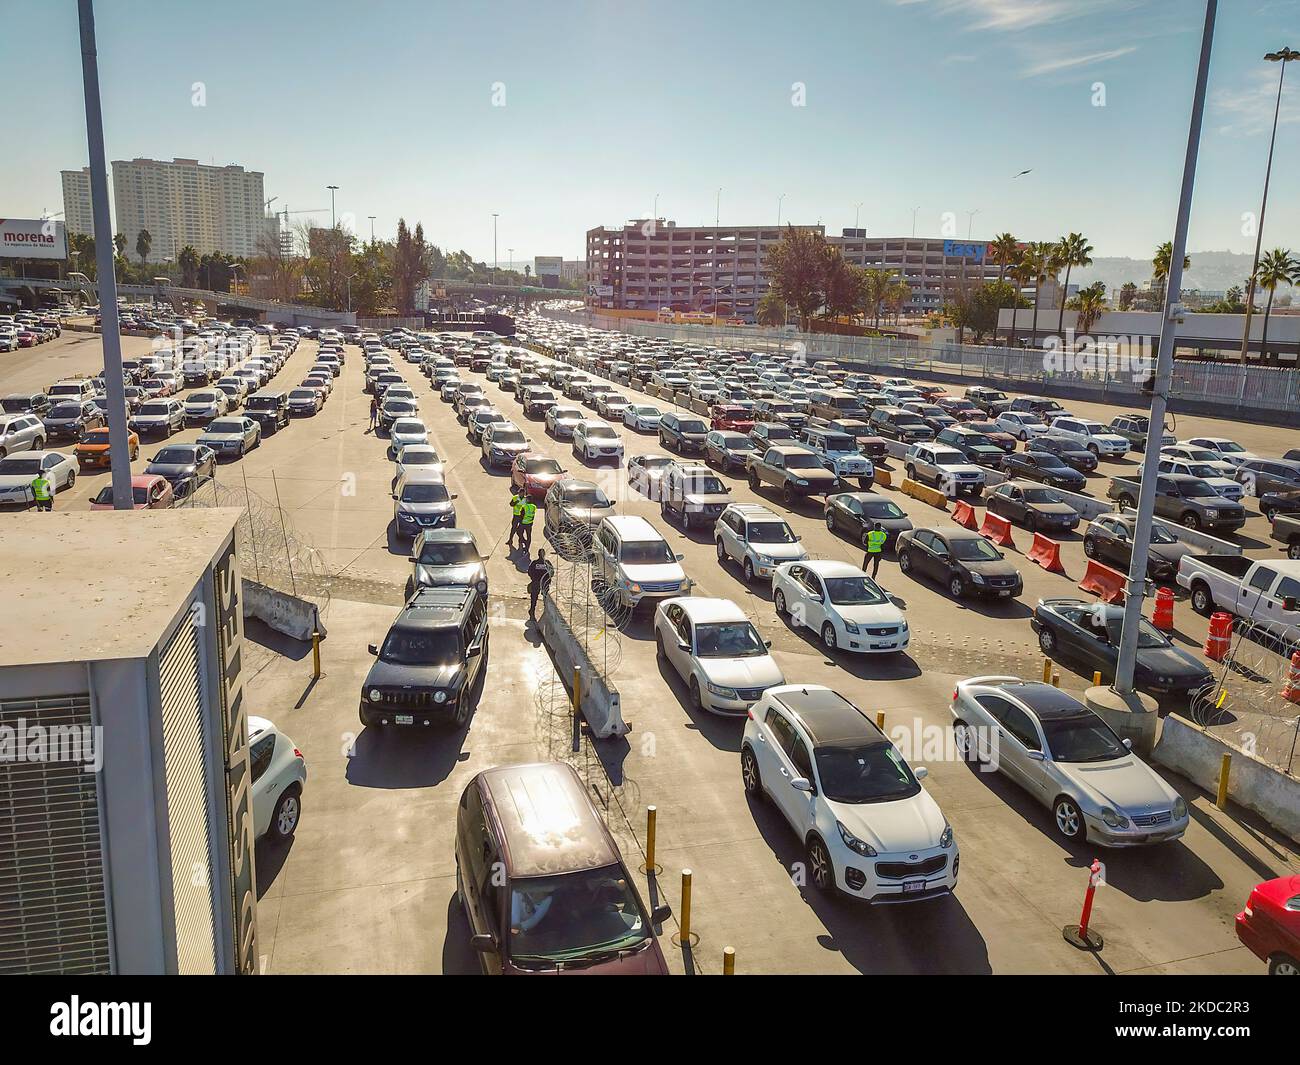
{"left": 593, "top": 515, "right": 691, "bottom": 610}
{"left": 715, "top": 502, "right": 808, "bottom": 583}
{"left": 772, "top": 560, "right": 909, "bottom": 654}
{"left": 249, "top": 716, "right": 308, "bottom": 842}
{"left": 904, "top": 443, "right": 985, "bottom": 497}
{"left": 653, "top": 597, "right": 784, "bottom": 715}
{"left": 1048, "top": 416, "right": 1129, "bottom": 458}
{"left": 740, "top": 685, "right": 958, "bottom": 902}
{"left": 573, "top": 420, "right": 624, "bottom": 464}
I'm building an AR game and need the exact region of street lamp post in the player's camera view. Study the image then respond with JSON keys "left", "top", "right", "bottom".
{"left": 368, "top": 215, "right": 376, "bottom": 243}
{"left": 854, "top": 202, "right": 863, "bottom": 232}
{"left": 966, "top": 209, "right": 981, "bottom": 240}
{"left": 1239, "top": 46, "right": 1297, "bottom": 363}
{"left": 713, "top": 188, "right": 722, "bottom": 325}
{"left": 1108, "top": 0, "right": 1218, "bottom": 743}
{"left": 76, "top": 0, "right": 132, "bottom": 510}
{"left": 492, "top": 213, "right": 499, "bottom": 288}
{"left": 911, "top": 206, "right": 922, "bottom": 239}
{"left": 777, "top": 193, "right": 785, "bottom": 227}
{"left": 327, "top": 185, "right": 339, "bottom": 229}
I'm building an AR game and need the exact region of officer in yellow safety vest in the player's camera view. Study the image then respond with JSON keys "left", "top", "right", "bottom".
{"left": 508, "top": 491, "right": 525, "bottom": 547}
{"left": 519, "top": 499, "right": 537, "bottom": 552}
{"left": 862, "top": 521, "right": 887, "bottom": 579}
{"left": 31, "top": 471, "right": 54, "bottom": 512}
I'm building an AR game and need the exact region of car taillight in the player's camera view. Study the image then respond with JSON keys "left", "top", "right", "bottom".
{"left": 952, "top": 688, "right": 958, "bottom": 703}
{"left": 294, "top": 747, "right": 303, "bottom": 760}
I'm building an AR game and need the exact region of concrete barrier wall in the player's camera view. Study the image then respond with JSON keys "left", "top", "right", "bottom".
{"left": 242, "top": 578, "right": 328, "bottom": 642}
{"left": 1153, "top": 517, "right": 1243, "bottom": 556}
{"left": 540, "top": 593, "right": 628, "bottom": 738}
{"left": 1153, "top": 714, "right": 1300, "bottom": 844}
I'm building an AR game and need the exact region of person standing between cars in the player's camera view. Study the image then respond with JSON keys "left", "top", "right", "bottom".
{"left": 368, "top": 395, "right": 379, "bottom": 432}
{"left": 527, "top": 548, "right": 553, "bottom": 616}
{"left": 508, "top": 490, "right": 525, "bottom": 548}
{"left": 30, "top": 469, "right": 54, "bottom": 512}
{"left": 863, "top": 521, "right": 887, "bottom": 579}
{"left": 519, "top": 498, "right": 538, "bottom": 552}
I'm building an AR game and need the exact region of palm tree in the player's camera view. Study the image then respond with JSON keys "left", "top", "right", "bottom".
{"left": 756, "top": 291, "right": 788, "bottom": 327}
{"left": 1067, "top": 283, "right": 1108, "bottom": 334}
{"left": 1055, "top": 233, "right": 1094, "bottom": 336}
{"left": 988, "top": 233, "right": 1020, "bottom": 342}
{"left": 1254, "top": 248, "right": 1299, "bottom": 360}
{"left": 178, "top": 245, "right": 200, "bottom": 288}
{"left": 1152, "top": 241, "right": 1190, "bottom": 303}
{"left": 860, "top": 268, "right": 895, "bottom": 328}
{"left": 1025, "top": 242, "right": 1059, "bottom": 347}
{"left": 884, "top": 278, "right": 910, "bottom": 325}
{"left": 135, "top": 229, "right": 152, "bottom": 269}
{"left": 1008, "top": 256, "right": 1035, "bottom": 344}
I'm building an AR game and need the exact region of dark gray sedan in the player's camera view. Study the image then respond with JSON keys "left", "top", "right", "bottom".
{"left": 145, "top": 443, "right": 217, "bottom": 485}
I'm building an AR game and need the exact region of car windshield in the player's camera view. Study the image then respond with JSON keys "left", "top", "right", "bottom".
{"left": 378, "top": 627, "right": 461, "bottom": 665}
{"left": 814, "top": 743, "right": 920, "bottom": 804}
{"left": 620, "top": 540, "right": 675, "bottom": 565}
{"left": 821, "top": 434, "right": 856, "bottom": 451}
{"left": 632, "top": 406, "right": 659, "bottom": 415}
{"left": 524, "top": 458, "right": 562, "bottom": 474}
{"left": 1034, "top": 453, "right": 1068, "bottom": 468}
{"left": 1149, "top": 525, "right": 1178, "bottom": 544}
{"left": 507, "top": 867, "right": 650, "bottom": 967}
{"left": 2, "top": 399, "right": 34, "bottom": 412}
{"left": 208, "top": 420, "right": 243, "bottom": 434}
{"left": 861, "top": 499, "right": 905, "bottom": 519}
{"left": 245, "top": 397, "right": 276, "bottom": 410}
{"left": 290, "top": 390, "right": 316, "bottom": 401}
{"left": 152, "top": 447, "right": 194, "bottom": 464}
{"left": 51, "top": 403, "right": 83, "bottom": 417}
{"left": 693, "top": 621, "right": 767, "bottom": 658}
{"left": 1103, "top": 618, "right": 1169, "bottom": 649}
{"left": 0, "top": 458, "right": 41, "bottom": 476}
{"left": 190, "top": 392, "right": 217, "bottom": 403}
{"left": 783, "top": 453, "right": 822, "bottom": 469}
{"left": 1022, "top": 488, "right": 1063, "bottom": 504}
{"left": 492, "top": 430, "right": 526, "bottom": 445}
{"left": 824, "top": 577, "right": 888, "bottom": 606}
{"left": 948, "top": 537, "right": 1002, "bottom": 562}
{"left": 140, "top": 402, "right": 170, "bottom": 415}
{"left": 1215, "top": 441, "right": 1245, "bottom": 454}
{"left": 683, "top": 475, "right": 727, "bottom": 494}
{"left": 1181, "top": 480, "right": 1220, "bottom": 498}
{"left": 416, "top": 540, "right": 479, "bottom": 565}
{"left": 747, "top": 521, "right": 797, "bottom": 544}
{"left": 401, "top": 483, "right": 450, "bottom": 503}
{"left": 1041, "top": 713, "right": 1126, "bottom": 763}
{"left": 564, "top": 486, "right": 610, "bottom": 507}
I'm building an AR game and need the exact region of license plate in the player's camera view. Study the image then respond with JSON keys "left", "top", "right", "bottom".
{"left": 395, "top": 714, "right": 414, "bottom": 725}
{"left": 902, "top": 879, "right": 926, "bottom": 893}
{"left": 998, "top": 590, "right": 1011, "bottom": 597}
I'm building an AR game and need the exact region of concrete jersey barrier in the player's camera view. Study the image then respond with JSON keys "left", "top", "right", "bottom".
{"left": 540, "top": 592, "right": 629, "bottom": 739}
{"left": 242, "top": 578, "right": 327, "bottom": 642}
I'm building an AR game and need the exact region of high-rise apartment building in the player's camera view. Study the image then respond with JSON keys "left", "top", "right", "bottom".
{"left": 586, "top": 220, "right": 1004, "bottom": 320}
{"left": 111, "top": 157, "right": 269, "bottom": 260}
{"left": 60, "top": 168, "right": 98, "bottom": 239}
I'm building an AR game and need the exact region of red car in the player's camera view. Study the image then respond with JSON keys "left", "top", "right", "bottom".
{"left": 710, "top": 404, "right": 754, "bottom": 432}
{"left": 1236, "top": 874, "right": 1300, "bottom": 975}
{"left": 966, "top": 420, "right": 1017, "bottom": 453}
{"left": 89, "top": 473, "right": 174, "bottom": 510}
{"left": 16, "top": 330, "right": 38, "bottom": 348}
{"left": 937, "top": 396, "right": 984, "bottom": 421}
{"left": 916, "top": 384, "right": 948, "bottom": 401}
{"left": 511, "top": 452, "right": 566, "bottom": 500}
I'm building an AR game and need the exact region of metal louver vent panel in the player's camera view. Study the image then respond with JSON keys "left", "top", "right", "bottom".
{"left": 158, "top": 612, "right": 217, "bottom": 975}
{"left": 0, "top": 695, "right": 110, "bottom": 975}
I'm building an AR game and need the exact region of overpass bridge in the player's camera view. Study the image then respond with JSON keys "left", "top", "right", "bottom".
{"left": 0, "top": 276, "right": 356, "bottom": 326}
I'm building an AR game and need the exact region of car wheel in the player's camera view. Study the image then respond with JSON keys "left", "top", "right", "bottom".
{"left": 807, "top": 836, "right": 836, "bottom": 894}
{"left": 782, "top": 485, "right": 795, "bottom": 506}
{"left": 1025, "top": 512, "right": 1037, "bottom": 533}
{"left": 899, "top": 550, "right": 913, "bottom": 574}
{"left": 821, "top": 623, "right": 838, "bottom": 651}
{"left": 65, "top": 470, "right": 76, "bottom": 490}
{"left": 268, "top": 787, "right": 302, "bottom": 841}
{"left": 1117, "top": 494, "right": 1135, "bottom": 510}
{"left": 1190, "top": 582, "right": 1214, "bottom": 617}
{"left": 1265, "top": 506, "right": 1279, "bottom": 523}
{"left": 1038, "top": 628, "right": 1056, "bottom": 654}
{"left": 774, "top": 588, "right": 787, "bottom": 615}
{"left": 1289, "top": 542, "right": 1300, "bottom": 562}
{"left": 748, "top": 472, "right": 760, "bottom": 490}
{"left": 905, "top": 464, "right": 916, "bottom": 481}
{"left": 1053, "top": 796, "right": 1085, "bottom": 842}
{"left": 1087, "top": 443, "right": 1099, "bottom": 456}
{"left": 949, "top": 575, "right": 965, "bottom": 599}
{"left": 953, "top": 720, "right": 980, "bottom": 763}
{"left": 715, "top": 539, "right": 727, "bottom": 562}
{"left": 682, "top": 511, "right": 693, "bottom": 531}
{"left": 741, "top": 746, "right": 763, "bottom": 798}
{"left": 1269, "top": 954, "right": 1300, "bottom": 976}
{"left": 743, "top": 558, "right": 755, "bottom": 584}
{"left": 1083, "top": 536, "right": 1097, "bottom": 559}
{"left": 688, "top": 676, "right": 703, "bottom": 711}
{"left": 1181, "top": 512, "right": 1201, "bottom": 530}
{"left": 825, "top": 510, "right": 835, "bottom": 531}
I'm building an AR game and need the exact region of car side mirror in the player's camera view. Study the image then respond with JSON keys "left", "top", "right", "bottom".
{"left": 367, "top": 643, "right": 378, "bottom": 656}
{"left": 790, "top": 777, "right": 814, "bottom": 793}
{"left": 1122, "top": 738, "right": 1133, "bottom": 750}
{"left": 913, "top": 766, "right": 928, "bottom": 780}
{"left": 470, "top": 933, "right": 496, "bottom": 954}
{"left": 764, "top": 640, "right": 772, "bottom": 648}
{"left": 651, "top": 903, "right": 672, "bottom": 925}
{"left": 1027, "top": 750, "right": 1046, "bottom": 761}
{"left": 675, "top": 553, "right": 684, "bottom": 562}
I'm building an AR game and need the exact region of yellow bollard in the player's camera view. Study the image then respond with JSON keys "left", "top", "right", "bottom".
{"left": 311, "top": 629, "right": 321, "bottom": 679}
{"left": 680, "top": 869, "right": 693, "bottom": 942}
{"left": 1216, "top": 753, "right": 1231, "bottom": 810}
{"left": 723, "top": 946, "right": 735, "bottom": 975}
{"left": 1051, "top": 671, "right": 1061, "bottom": 688}
{"left": 1042, "top": 658, "right": 1053, "bottom": 683}
{"left": 875, "top": 710, "right": 885, "bottom": 730}
{"left": 645, "top": 806, "right": 657, "bottom": 871}
{"left": 1092, "top": 670, "right": 1102, "bottom": 687}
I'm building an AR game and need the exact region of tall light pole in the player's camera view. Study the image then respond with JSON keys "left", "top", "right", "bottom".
{"left": 1110, "top": 0, "right": 1217, "bottom": 737}
{"left": 492, "top": 213, "right": 499, "bottom": 288}
{"left": 653, "top": 193, "right": 659, "bottom": 221}
{"left": 368, "top": 215, "right": 376, "bottom": 243}
{"left": 343, "top": 271, "right": 357, "bottom": 313}
{"left": 326, "top": 185, "right": 339, "bottom": 229}
{"left": 1238, "top": 46, "right": 1297, "bottom": 363}
{"left": 777, "top": 193, "right": 785, "bottom": 227}
{"left": 911, "top": 205, "right": 922, "bottom": 239}
{"left": 77, "top": 0, "right": 131, "bottom": 509}
{"left": 713, "top": 188, "right": 722, "bottom": 325}
{"left": 854, "top": 202, "right": 863, "bottom": 232}
{"left": 508, "top": 248, "right": 514, "bottom": 276}
{"left": 966, "top": 208, "right": 981, "bottom": 239}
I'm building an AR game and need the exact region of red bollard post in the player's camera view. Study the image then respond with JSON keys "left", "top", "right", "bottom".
{"left": 1063, "top": 858, "right": 1104, "bottom": 951}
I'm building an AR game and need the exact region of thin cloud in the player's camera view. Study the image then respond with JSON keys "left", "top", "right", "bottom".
{"left": 1213, "top": 68, "right": 1300, "bottom": 137}
{"left": 1021, "top": 46, "right": 1137, "bottom": 78}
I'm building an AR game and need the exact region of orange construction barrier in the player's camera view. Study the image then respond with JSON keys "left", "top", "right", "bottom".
{"left": 1152, "top": 586, "right": 1175, "bottom": 632}
{"left": 1203, "top": 611, "right": 1233, "bottom": 662}
{"left": 979, "top": 511, "right": 1015, "bottom": 549}
{"left": 874, "top": 468, "right": 892, "bottom": 489}
{"left": 1027, "top": 532, "right": 1067, "bottom": 575}
{"left": 1078, "top": 559, "right": 1125, "bottom": 604}
{"left": 1281, "top": 651, "right": 1300, "bottom": 704}
{"left": 952, "top": 499, "right": 978, "bottom": 529}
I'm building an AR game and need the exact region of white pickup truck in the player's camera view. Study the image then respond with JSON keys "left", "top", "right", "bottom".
{"left": 1177, "top": 555, "right": 1300, "bottom": 646}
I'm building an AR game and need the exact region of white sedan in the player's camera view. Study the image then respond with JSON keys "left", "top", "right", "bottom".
{"left": 995, "top": 411, "right": 1050, "bottom": 441}
{"left": 624, "top": 404, "right": 663, "bottom": 432}
{"left": 249, "top": 716, "right": 308, "bottom": 842}
{"left": 0, "top": 451, "right": 78, "bottom": 505}
{"left": 654, "top": 597, "right": 785, "bottom": 715}
{"left": 773, "top": 559, "right": 909, "bottom": 654}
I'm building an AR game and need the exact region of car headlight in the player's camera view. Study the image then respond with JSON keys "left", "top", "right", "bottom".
{"left": 794, "top": 478, "right": 809, "bottom": 486}
{"left": 836, "top": 820, "right": 877, "bottom": 857}
{"left": 1203, "top": 509, "right": 1218, "bottom": 518}
{"left": 940, "top": 825, "right": 954, "bottom": 849}
{"left": 1100, "top": 806, "right": 1129, "bottom": 829}
{"left": 434, "top": 690, "right": 447, "bottom": 703}
{"left": 678, "top": 578, "right": 691, "bottom": 591}
{"left": 970, "top": 572, "right": 985, "bottom": 584}
{"left": 1172, "top": 797, "right": 1187, "bottom": 820}
{"left": 368, "top": 688, "right": 381, "bottom": 702}
{"left": 706, "top": 682, "right": 738, "bottom": 699}
{"left": 623, "top": 580, "right": 642, "bottom": 593}
{"left": 842, "top": 619, "right": 859, "bottom": 634}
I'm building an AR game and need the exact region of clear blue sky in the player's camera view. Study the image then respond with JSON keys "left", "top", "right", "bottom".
{"left": 3, "top": 0, "right": 1296, "bottom": 265}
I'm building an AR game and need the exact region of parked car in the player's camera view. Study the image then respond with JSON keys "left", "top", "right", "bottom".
{"left": 1027, "top": 433, "right": 1098, "bottom": 474}
{"left": 995, "top": 410, "right": 1049, "bottom": 441}
{"left": 89, "top": 473, "right": 174, "bottom": 510}
{"left": 654, "top": 597, "right": 783, "bottom": 715}
{"left": 243, "top": 390, "right": 290, "bottom": 434}
{"left": 393, "top": 468, "right": 458, "bottom": 536}
{"left": 44, "top": 399, "right": 105, "bottom": 441}
{"left": 248, "top": 717, "right": 308, "bottom": 842}
{"left": 0, "top": 413, "right": 48, "bottom": 457}
{"left": 897, "top": 528, "right": 1023, "bottom": 601}
{"left": 1047, "top": 416, "right": 1129, "bottom": 458}
{"left": 1236, "top": 458, "right": 1300, "bottom": 500}
{"left": 741, "top": 685, "right": 958, "bottom": 901}
{"left": 1177, "top": 557, "right": 1300, "bottom": 645}
{"left": 128, "top": 398, "right": 185, "bottom": 438}
{"left": 1183, "top": 436, "right": 1258, "bottom": 468}
{"left": 1236, "top": 875, "right": 1300, "bottom": 976}
{"left": 950, "top": 677, "right": 1189, "bottom": 845}
{"left": 658, "top": 412, "right": 710, "bottom": 456}
{"left": 904, "top": 443, "right": 985, "bottom": 497}
{"left": 747, "top": 445, "right": 839, "bottom": 504}
{"left": 985, "top": 480, "right": 1080, "bottom": 533}
{"left": 510, "top": 453, "right": 565, "bottom": 500}
{"left": 626, "top": 453, "right": 674, "bottom": 502}
{"left": 823, "top": 491, "right": 912, "bottom": 549}
{"left": 197, "top": 416, "right": 261, "bottom": 458}
{"left": 1083, "top": 513, "right": 1193, "bottom": 582}
{"left": 659, "top": 462, "right": 732, "bottom": 530}
{"left": 455, "top": 761, "right": 670, "bottom": 974}
{"left": 714, "top": 502, "right": 808, "bottom": 583}
{"left": 410, "top": 528, "right": 488, "bottom": 594}
{"left": 544, "top": 477, "right": 615, "bottom": 540}
{"left": 144, "top": 443, "right": 217, "bottom": 485}
{"left": 1110, "top": 414, "right": 1175, "bottom": 453}
{"left": 545, "top": 405, "right": 584, "bottom": 439}
{"left": 591, "top": 514, "right": 690, "bottom": 612}
{"left": 704, "top": 429, "right": 758, "bottom": 473}
{"left": 1107, "top": 472, "right": 1246, "bottom": 533}
{"left": 0, "top": 452, "right": 78, "bottom": 505}
{"left": 1001, "top": 450, "right": 1088, "bottom": 492}
{"left": 623, "top": 403, "right": 663, "bottom": 432}
{"left": 773, "top": 560, "right": 909, "bottom": 654}
{"left": 964, "top": 386, "right": 1012, "bottom": 415}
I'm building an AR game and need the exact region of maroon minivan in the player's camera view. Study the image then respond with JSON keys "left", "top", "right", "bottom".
{"left": 455, "top": 762, "right": 670, "bottom": 974}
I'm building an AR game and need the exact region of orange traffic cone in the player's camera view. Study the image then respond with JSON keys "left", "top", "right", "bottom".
{"left": 1282, "top": 652, "right": 1300, "bottom": 704}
